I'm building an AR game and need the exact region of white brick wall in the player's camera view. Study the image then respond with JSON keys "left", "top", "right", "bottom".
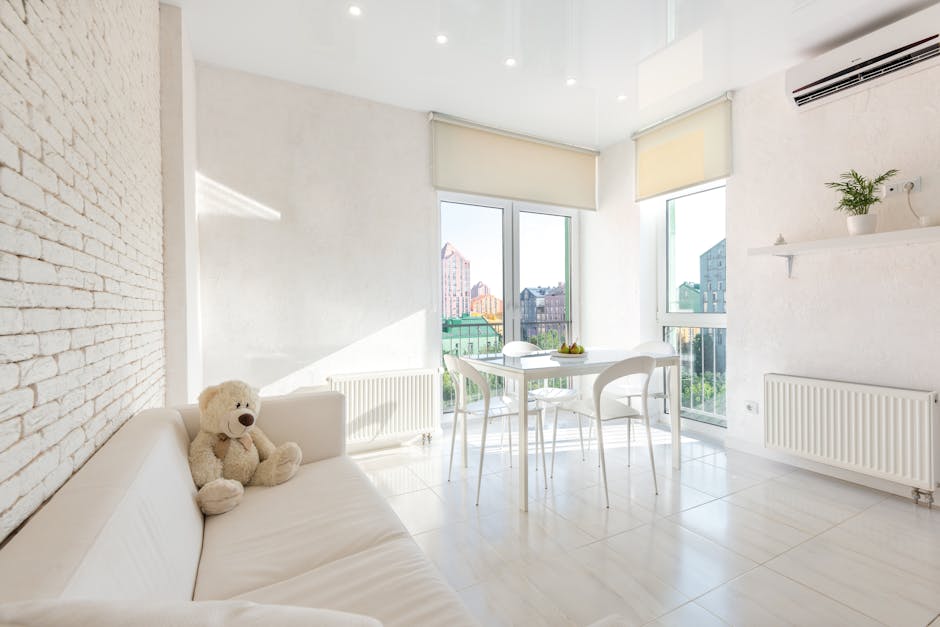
{"left": 0, "top": 0, "right": 164, "bottom": 542}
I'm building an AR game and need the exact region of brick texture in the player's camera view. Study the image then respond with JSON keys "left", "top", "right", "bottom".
{"left": 0, "top": 0, "right": 164, "bottom": 542}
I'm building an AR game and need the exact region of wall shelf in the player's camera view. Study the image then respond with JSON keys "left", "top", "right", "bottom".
{"left": 748, "top": 226, "right": 940, "bottom": 277}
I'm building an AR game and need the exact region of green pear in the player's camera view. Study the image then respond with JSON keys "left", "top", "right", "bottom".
{"left": 559, "top": 342, "right": 569, "bottom": 354}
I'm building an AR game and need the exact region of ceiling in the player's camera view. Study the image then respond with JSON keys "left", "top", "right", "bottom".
{"left": 168, "top": 0, "right": 936, "bottom": 149}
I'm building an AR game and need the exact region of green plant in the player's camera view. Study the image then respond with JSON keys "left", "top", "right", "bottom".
{"left": 825, "top": 169, "right": 899, "bottom": 216}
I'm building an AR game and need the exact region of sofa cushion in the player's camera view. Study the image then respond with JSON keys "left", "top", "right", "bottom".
{"left": 0, "top": 409, "right": 203, "bottom": 602}
{"left": 232, "top": 536, "right": 478, "bottom": 627}
{"left": 0, "top": 599, "right": 382, "bottom": 626}
{"left": 194, "top": 456, "right": 408, "bottom": 599}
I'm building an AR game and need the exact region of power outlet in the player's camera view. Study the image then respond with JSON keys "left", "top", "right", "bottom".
{"left": 882, "top": 176, "right": 922, "bottom": 197}
{"left": 745, "top": 400, "right": 760, "bottom": 414}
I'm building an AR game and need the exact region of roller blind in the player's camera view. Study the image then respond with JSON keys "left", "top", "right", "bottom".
{"left": 431, "top": 115, "right": 597, "bottom": 210}
{"left": 633, "top": 95, "right": 732, "bottom": 201}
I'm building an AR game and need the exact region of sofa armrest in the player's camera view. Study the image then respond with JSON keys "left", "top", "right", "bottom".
{"left": 178, "top": 390, "right": 346, "bottom": 464}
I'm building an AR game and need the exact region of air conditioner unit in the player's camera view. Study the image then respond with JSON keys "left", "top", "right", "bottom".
{"left": 785, "top": 3, "right": 940, "bottom": 107}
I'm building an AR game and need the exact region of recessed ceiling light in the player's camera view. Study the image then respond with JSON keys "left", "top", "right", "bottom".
{"left": 565, "top": 77, "right": 577, "bottom": 87}
{"left": 348, "top": 5, "right": 362, "bottom": 17}
{"left": 504, "top": 57, "right": 517, "bottom": 67}
{"left": 436, "top": 34, "right": 448, "bottom": 45}
{"left": 617, "top": 94, "right": 627, "bottom": 102}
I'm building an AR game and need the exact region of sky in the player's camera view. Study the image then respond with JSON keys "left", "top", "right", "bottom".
{"left": 440, "top": 202, "right": 567, "bottom": 300}
{"left": 669, "top": 186, "right": 726, "bottom": 287}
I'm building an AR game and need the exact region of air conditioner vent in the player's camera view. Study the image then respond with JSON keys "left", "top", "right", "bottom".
{"left": 794, "top": 39, "right": 939, "bottom": 105}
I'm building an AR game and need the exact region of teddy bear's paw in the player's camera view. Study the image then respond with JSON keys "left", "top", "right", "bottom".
{"left": 270, "top": 443, "right": 302, "bottom": 484}
{"left": 197, "top": 478, "right": 244, "bottom": 515}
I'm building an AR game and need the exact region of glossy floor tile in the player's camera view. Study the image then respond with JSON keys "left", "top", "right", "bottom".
{"left": 697, "top": 567, "right": 885, "bottom": 626}
{"left": 671, "top": 499, "right": 813, "bottom": 563}
{"left": 354, "top": 414, "right": 940, "bottom": 626}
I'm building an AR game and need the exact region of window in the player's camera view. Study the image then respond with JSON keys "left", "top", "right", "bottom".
{"left": 659, "top": 184, "right": 727, "bottom": 427}
{"left": 439, "top": 192, "right": 578, "bottom": 410}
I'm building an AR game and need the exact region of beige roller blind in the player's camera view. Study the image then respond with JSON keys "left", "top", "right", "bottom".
{"left": 633, "top": 95, "right": 732, "bottom": 201}
{"left": 431, "top": 115, "right": 597, "bottom": 210}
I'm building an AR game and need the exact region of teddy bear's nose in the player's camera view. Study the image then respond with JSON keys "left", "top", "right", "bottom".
{"left": 238, "top": 413, "right": 254, "bottom": 427}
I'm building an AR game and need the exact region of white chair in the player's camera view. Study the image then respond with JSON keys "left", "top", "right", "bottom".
{"left": 501, "top": 341, "right": 579, "bottom": 478}
{"left": 443, "top": 354, "right": 544, "bottom": 505}
{"left": 560, "top": 355, "right": 657, "bottom": 507}
{"left": 606, "top": 340, "right": 676, "bottom": 404}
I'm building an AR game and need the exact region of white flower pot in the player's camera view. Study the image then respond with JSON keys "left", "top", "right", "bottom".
{"left": 847, "top": 213, "right": 877, "bottom": 236}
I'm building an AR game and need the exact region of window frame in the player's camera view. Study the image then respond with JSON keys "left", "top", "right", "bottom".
{"left": 437, "top": 191, "right": 580, "bottom": 347}
{"left": 656, "top": 181, "right": 728, "bottom": 330}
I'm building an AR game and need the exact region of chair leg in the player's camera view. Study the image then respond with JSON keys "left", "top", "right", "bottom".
{"left": 596, "top": 415, "right": 610, "bottom": 508}
{"left": 577, "top": 414, "right": 585, "bottom": 461}
{"left": 476, "top": 411, "right": 491, "bottom": 506}
{"left": 627, "top": 417, "right": 632, "bottom": 468}
{"left": 645, "top": 416, "right": 658, "bottom": 495}
{"left": 506, "top": 416, "right": 512, "bottom": 467}
{"left": 550, "top": 405, "right": 559, "bottom": 478}
{"left": 536, "top": 410, "right": 547, "bottom": 486}
{"left": 448, "top": 409, "right": 460, "bottom": 482}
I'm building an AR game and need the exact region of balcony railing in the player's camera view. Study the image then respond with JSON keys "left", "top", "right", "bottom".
{"left": 663, "top": 326, "right": 727, "bottom": 428}
{"left": 441, "top": 318, "right": 572, "bottom": 412}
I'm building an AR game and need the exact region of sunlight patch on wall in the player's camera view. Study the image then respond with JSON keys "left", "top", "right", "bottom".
{"left": 258, "top": 309, "right": 431, "bottom": 396}
{"left": 196, "top": 172, "right": 282, "bottom": 221}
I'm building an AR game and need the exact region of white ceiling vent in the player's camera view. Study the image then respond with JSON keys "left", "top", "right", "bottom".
{"left": 785, "top": 3, "right": 940, "bottom": 107}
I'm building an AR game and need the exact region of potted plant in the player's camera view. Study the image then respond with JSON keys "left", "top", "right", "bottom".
{"left": 825, "top": 168, "right": 898, "bottom": 235}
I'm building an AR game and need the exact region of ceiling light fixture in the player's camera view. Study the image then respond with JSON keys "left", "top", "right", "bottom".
{"left": 436, "top": 34, "right": 448, "bottom": 44}
{"left": 348, "top": 5, "right": 362, "bottom": 17}
{"left": 504, "top": 57, "right": 517, "bottom": 67}
{"left": 566, "top": 77, "right": 577, "bottom": 87}
{"left": 617, "top": 94, "right": 627, "bottom": 101}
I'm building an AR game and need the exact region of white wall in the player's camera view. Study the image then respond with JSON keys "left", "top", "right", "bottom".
{"left": 160, "top": 4, "right": 201, "bottom": 405}
{"left": 726, "top": 65, "right": 940, "bottom": 452}
{"left": 579, "top": 140, "right": 644, "bottom": 349}
{"left": 195, "top": 65, "right": 439, "bottom": 394}
{"left": 0, "top": 0, "right": 164, "bottom": 541}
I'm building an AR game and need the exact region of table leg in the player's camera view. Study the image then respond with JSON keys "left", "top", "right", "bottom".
{"left": 517, "top": 373, "right": 528, "bottom": 512}
{"left": 669, "top": 362, "right": 681, "bottom": 469}
{"left": 461, "top": 377, "right": 468, "bottom": 468}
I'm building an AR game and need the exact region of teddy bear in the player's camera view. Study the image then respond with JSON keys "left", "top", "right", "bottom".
{"left": 188, "top": 380, "right": 303, "bottom": 515}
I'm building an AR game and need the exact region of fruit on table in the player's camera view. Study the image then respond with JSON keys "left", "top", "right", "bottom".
{"left": 569, "top": 342, "right": 578, "bottom": 354}
{"left": 559, "top": 343, "right": 570, "bottom": 353}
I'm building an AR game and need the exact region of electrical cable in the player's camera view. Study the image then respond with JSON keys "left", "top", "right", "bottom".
{"left": 905, "top": 183, "right": 921, "bottom": 222}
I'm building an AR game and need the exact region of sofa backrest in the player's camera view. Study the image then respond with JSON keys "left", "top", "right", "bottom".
{"left": 177, "top": 390, "right": 346, "bottom": 462}
{"left": 0, "top": 409, "right": 203, "bottom": 602}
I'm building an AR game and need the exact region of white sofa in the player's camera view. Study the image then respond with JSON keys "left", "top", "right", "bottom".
{"left": 0, "top": 391, "right": 478, "bottom": 626}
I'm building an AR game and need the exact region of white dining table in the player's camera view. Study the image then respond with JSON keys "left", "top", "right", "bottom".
{"left": 463, "top": 348, "right": 681, "bottom": 512}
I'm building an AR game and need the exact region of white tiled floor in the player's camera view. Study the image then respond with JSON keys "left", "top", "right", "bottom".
{"left": 353, "top": 415, "right": 940, "bottom": 626}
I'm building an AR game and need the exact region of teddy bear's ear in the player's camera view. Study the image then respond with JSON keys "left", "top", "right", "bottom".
{"left": 198, "top": 385, "right": 221, "bottom": 413}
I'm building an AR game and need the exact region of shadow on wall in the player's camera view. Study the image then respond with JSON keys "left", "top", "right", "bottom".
{"left": 347, "top": 401, "right": 397, "bottom": 444}
{"left": 196, "top": 172, "right": 282, "bottom": 221}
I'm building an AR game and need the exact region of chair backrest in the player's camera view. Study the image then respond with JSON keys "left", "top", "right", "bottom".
{"left": 633, "top": 340, "right": 676, "bottom": 390}
{"left": 502, "top": 341, "right": 540, "bottom": 357}
{"left": 594, "top": 355, "right": 655, "bottom": 416}
{"left": 443, "top": 354, "right": 491, "bottom": 409}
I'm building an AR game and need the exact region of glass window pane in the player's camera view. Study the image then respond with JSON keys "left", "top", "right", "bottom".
{"left": 519, "top": 212, "right": 570, "bottom": 349}
{"left": 663, "top": 326, "right": 726, "bottom": 427}
{"left": 667, "top": 187, "right": 726, "bottom": 313}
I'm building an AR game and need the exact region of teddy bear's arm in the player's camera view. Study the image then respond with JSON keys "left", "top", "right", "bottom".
{"left": 251, "top": 427, "right": 277, "bottom": 461}
{"left": 189, "top": 432, "right": 223, "bottom": 487}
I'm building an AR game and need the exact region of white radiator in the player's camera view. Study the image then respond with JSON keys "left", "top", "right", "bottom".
{"left": 764, "top": 373, "right": 938, "bottom": 495}
{"left": 328, "top": 369, "right": 440, "bottom": 451}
